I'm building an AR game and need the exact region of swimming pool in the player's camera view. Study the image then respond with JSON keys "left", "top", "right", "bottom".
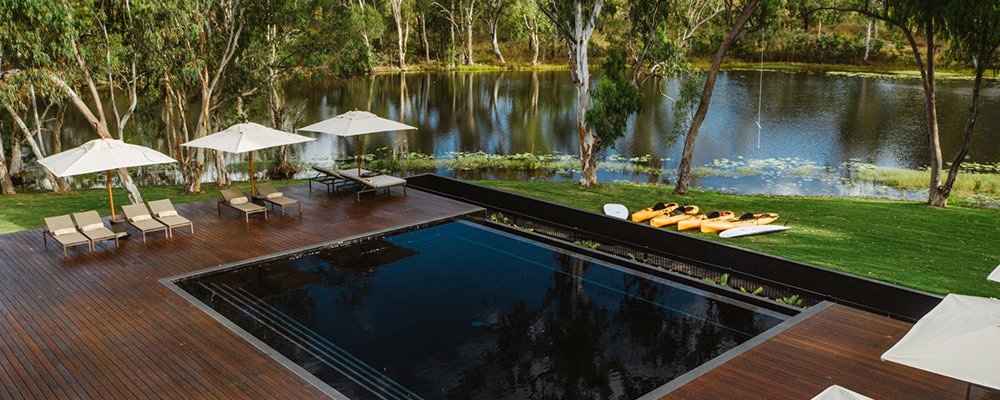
{"left": 177, "top": 220, "right": 786, "bottom": 399}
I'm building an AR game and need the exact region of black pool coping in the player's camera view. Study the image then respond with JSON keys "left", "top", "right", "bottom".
{"left": 480, "top": 219, "right": 802, "bottom": 316}
{"left": 404, "top": 174, "right": 943, "bottom": 322}
{"left": 160, "top": 209, "right": 483, "bottom": 400}
{"left": 637, "top": 301, "right": 835, "bottom": 399}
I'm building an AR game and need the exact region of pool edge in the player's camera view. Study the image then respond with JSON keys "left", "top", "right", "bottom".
{"left": 637, "top": 300, "right": 835, "bottom": 399}
{"left": 159, "top": 208, "right": 484, "bottom": 400}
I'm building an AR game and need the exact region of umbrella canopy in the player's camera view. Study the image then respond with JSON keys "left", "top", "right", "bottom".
{"left": 299, "top": 110, "right": 416, "bottom": 175}
{"left": 989, "top": 264, "right": 1000, "bottom": 283}
{"left": 39, "top": 138, "right": 176, "bottom": 177}
{"left": 881, "top": 294, "right": 1000, "bottom": 391}
{"left": 38, "top": 138, "right": 176, "bottom": 221}
{"left": 182, "top": 122, "right": 315, "bottom": 193}
{"left": 299, "top": 110, "right": 417, "bottom": 137}
{"left": 810, "top": 385, "right": 874, "bottom": 400}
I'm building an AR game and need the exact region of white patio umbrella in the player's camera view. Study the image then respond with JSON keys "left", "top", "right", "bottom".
{"left": 182, "top": 122, "right": 315, "bottom": 194}
{"left": 988, "top": 264, "right": 1000, "bottom": 283}
{"left": 38, "top": 138, "right": 176, "bottom": 222}
{"left": 298, "top": 110, "right": 417, "bottom": 176}
{"left": 881, "top": 294, "right": 1000, "bottom": 398}
{"left": 810, "top": 385, "right": 874, "bottom": 400}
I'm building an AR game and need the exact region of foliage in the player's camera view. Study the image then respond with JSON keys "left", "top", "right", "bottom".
{"left": 585, "top": 49, "right": 642, "bottom": 151}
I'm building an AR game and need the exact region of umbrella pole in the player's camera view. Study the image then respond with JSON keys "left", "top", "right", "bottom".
{"left": 106, "top": 170, "right": 116, "bottom": 222}
{"left": 249, "top": 152, "right": 255, "bottom": 195}
{"left": 356, "top": 137, "right": 361, "bottom": 176}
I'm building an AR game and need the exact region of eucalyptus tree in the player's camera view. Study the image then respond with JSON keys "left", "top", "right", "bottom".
{"left": 484, "top": 0, "right": 512, "bottom": 64}
{"left": 389, "top": 0, "right": 411, "bottom": 69}
{"left": 0, "top": 0, "right": 152, "bottom": 200}
{"left": 513, "top": 0, "right": 546, "bottom": 65}
{"left": 934, "top": 0, "right": 998, "bottom": 206}
{"left": 673, "top": 0, "right": 767, "bottom": 195}
{"left": 536, "top": 0, "right": 605, "bottom": 186}
{"left": 585, "top": 49, "right": 643, "bottom": 158}
{"left": 154, "top": 0, "right": 249, "bottom": 192}
{"left": 241, "top": 0, "right": 338, "bottom": 178}
{"left": 825, "top": 0, "right": 998, "bottom": 207}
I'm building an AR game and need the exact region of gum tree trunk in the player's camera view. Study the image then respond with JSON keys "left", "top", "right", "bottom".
{"left": 0, "top": 129, "right": 14, "bottom": 194}
{"left": 537, "top": 0, "right": 604, "bottom": 187}
{"left": 674, "top": 0, "right": 760, "bottom": 195}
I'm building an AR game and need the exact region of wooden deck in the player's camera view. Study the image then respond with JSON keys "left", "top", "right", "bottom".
{"left": 664, "top": 303, "right": 1000, "bottom": 400}
{"left": 0, "top": 184, "right": 481, "bottom": 399}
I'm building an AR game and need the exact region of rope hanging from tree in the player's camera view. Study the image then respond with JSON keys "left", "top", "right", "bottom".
{"left": 756, "top": 42, "right": 765, "bottom": 149}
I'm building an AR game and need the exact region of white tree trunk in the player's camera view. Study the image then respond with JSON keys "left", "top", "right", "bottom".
{"left": 864, "top": 19, "right": 872, "bottom": 61}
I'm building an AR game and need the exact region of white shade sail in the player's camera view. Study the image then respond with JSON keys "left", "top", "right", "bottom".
{"left": 298, "top": 110, "right": 416, "bottom": 137}
{"left": 811, "top": 385, "right": 875, "bottom": 400}
{"left": 38, "top": 138, "right": 176, "bottom": 177}
{"left": 989, "top": 264, "right": 1000, "bottom": 283}
{"left": 881, "top": 294, "right": 1000, "bottom": 391}
{"left": 182, "top": 122, "right": 315, "bottom": 153}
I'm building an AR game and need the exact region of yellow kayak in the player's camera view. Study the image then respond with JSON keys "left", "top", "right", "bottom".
{"left": 650, "top": 205, "right": 700, "bottom": 228}
{"left": 701, "top": 213, "right": 780, "bottom": 233}
{"left": 677, "top": 211, "right": 735, "bottom": 231}
{"left": 631, "top": 202, "right": 679, "bottom": 222}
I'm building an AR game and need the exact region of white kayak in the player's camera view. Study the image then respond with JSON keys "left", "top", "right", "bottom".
{"left": 603, "top": 204, "right": 629, "bottom": 220}
{"left": 719, "top": 225, "right": 791, "bottom": 238}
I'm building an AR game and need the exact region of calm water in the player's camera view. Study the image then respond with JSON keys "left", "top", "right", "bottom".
{"left": 180, "top": 221, "right": 785, "bottom": 399}
{"left": 51, "top": 70, "right": 999, "bottom": 195}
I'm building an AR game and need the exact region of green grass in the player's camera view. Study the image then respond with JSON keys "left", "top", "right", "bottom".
{"left": 0, "top": 179, "right": 304, "bottom": 234}
{"left": 473, "top": 180, "right": 1000, "bottom": 297}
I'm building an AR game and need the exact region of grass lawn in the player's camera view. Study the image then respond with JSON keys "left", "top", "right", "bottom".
{"left": 0, "top": 180, "right": 304, "bottom": 234}
{"left": 474, "top": 180, "right": 1000, "bottom": 298}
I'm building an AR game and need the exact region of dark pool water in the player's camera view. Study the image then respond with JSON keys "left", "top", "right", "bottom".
{"left": 180, "top": 221, "right": 784, "bottom": 399}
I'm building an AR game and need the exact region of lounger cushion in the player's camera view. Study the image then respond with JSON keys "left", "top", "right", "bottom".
{"left": 131, "top": 214, "right": 153, "bottom": 222}
{"left": 362, "top": 175, "right": 407, "bottom": 188}
{"left": 230, "top": 202, "right": 265, "bottom": 212}
{"left": 264, "top": 196, "right": 298, "bottom": 206}
{"left": 82, "top": 223, "right": 105, "bottom": 232}
{"left": 131, "top": 219, "right": 166, "bottom": 231}
{"left": 53, "top": 231, "right": 89, "bottom": 246}
{"left": 229, "top": 197, "right": 249, "bottom": 205}
{"left": 157, "top": 210, "right": 178, "bottom": 218}
{"left": 157, "top": 214, "right": 191, "bottom": 228}
{"left": 53, "top": 227, "right": 78, "bottom": 236}
{"left": 265, "top": 192, "right": 283, "bottom": 199}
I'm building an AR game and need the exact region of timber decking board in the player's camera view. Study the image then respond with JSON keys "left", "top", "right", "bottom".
{"left": 663, "top": 303, "right": 1000, "bottom": 400}
{"left": 0, "top": 184, "right": 481, "bottom": 399}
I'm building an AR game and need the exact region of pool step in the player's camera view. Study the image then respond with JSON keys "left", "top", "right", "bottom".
{"left": 200, "top": 282, "right": 422, "bottom": 400}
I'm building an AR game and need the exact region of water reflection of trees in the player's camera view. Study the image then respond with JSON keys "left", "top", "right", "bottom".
{"left": 446, "top": 253, "right": 756, "bottom": 399}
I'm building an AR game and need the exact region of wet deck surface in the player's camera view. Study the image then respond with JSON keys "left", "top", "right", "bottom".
{"left": 663, "top": 303, "right": 1000, "bottom": 400}
{"left": 0, "top": 184, "right": 481, "bottom": 399}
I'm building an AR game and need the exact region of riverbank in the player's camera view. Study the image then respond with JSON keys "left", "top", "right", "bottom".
{"left": 369, "top": 58, "right": 990, "bottom": 81}
{"left": 474, "top": 180, "right": 1000, "bottom": 298}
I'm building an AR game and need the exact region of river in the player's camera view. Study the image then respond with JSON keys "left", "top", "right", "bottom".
{"left": 52, "top": 70, "right": 1000, "bottom": 197}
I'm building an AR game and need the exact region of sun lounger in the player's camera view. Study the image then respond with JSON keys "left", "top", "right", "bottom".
{"left": 147, "top": 199, "right": 194, "bottom": 237}
{"left": 121, "top": 203, "right": 168, "bottom": 242}
{"left": 71, "top": 211, "right": 120, "bottom": 251}
{"left": 255, "top": 182, "right": 302, "bottom": 216}
{"left": 309, "top": 166, "right": 347, "bottom": 193}
{"left": 219, "top": 188, "right": 268, "bottom": 223}
{"left": 43, "top": 215, "right": 92, "bottom": 256}
{"left": 348, "top": 174, "right": 407, "bottom": 202}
